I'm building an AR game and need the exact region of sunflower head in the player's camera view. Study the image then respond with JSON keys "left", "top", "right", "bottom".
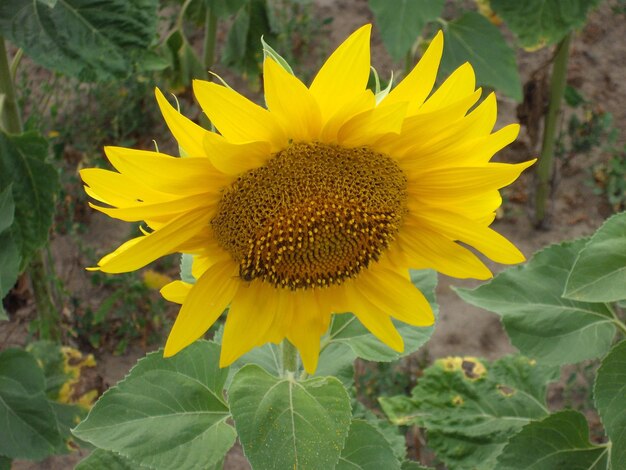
{"left": 81, "top": 25, "right": 533, "bottom": 373}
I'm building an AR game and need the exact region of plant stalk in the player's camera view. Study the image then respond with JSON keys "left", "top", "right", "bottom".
{"left": 203, "top": 6, "right": 218, "bottom": 76}
{"left": 0, "top": 36, "right": 60, "bottom": 341}
{"left": 0, "top": 36, "right": 22, "bottom": 133}
{"left": 281, "top": 339, "right": 298, "bottom": 375}
{"left": 534, "top": 32, "right": 572, "bottom": 228}
{"left": 30, "top": 252, "right": 60, "bottom": 340}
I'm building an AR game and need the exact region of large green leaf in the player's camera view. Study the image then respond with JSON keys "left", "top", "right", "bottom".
{"left": 229, "top": 364, "right": 352, "bottom": 469}
{"left": 491, "top": 0, "right": 602, "bottom": 49}
{"left": 0, "top": 0, "right": 158, "bottom": 81}
{"left": 564, "top": 212, "right": 626, "bottom": 302}
{"left": 75, "top": 449, "right": 137, "bottom": 470}
{"left": 73, "top": 341, "right": 236, "bottom": 470}
{"left": 315, "top": 342, "right": 356, "bottom": 387}
{"left": 0, "top": 349, "right": 64, "bottom": 460}
{"left": 336, "top": 420, "right": 401, "bottom": 470}
{"left": 368, "top": 0, "right": 444, "bottom": 61}
{"left": 352, "top": 401, "right": 407, "bottom": 462}
{"left": 226, "top": 342, "right": 282, "bottom": 388}
{"left": 327, "top": 270, "right": 437, "bottom": 362}
{"left": 0, "top": 185, "right": 20, "bottom": 320}
{"left": 496, "top": 410, "right": 609, "bottom": 469}
{"left": 456, "top": 240, "right": 616, "bottom": 365}
{"left": 221, "top": 0, "right": 275, "bottom": 82}
{"left": 594, "top": 340, "right": 626, "bottom": 470}
{"left": 0, "top": 132, "right": 58, "bottom": 271}
{"left": 440, "top": 12, "right": 522, "bottom": 101}
{"left": 380, "top": 355, "right": 558, "bottom": 470}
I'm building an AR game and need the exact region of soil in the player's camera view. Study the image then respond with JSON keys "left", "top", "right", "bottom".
{"left": 2, "top": 1, "right": 625, "bottom": 469}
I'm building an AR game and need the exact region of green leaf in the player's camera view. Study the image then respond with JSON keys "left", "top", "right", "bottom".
{"left": 368, "top": 0, "right": 444, "bottom": 61}
{"left": 0, "top": 132, "right": 59, "bottom": 271}
{"left": 336, "top": 420, "right": 401, "bottom": 470}
{"left": 401, "top": 462, "right": 433, "bottom": 470}
{"left": 594, "top": 340, "right": 626, "bottom": 469}
{"left": 440, "top": 12, "right": 522, "bottom": 101}
{"left": 315, "top": 342, "right": 356, "bottom": 387}
{"left": 26, "top": 340, "right": 70, "bottom": 399}
{"left": 49, "top": 401, "right": 85, "bottom": 450}
{"left": 226, "top": 342, "right": 282, "bottom": 388}
{"left": 564, "top": 212, "right": 626, "bottom": 302}
{"left": 352, "top": 401, "right": 407, "bottom": 461}
{"left": 380, "top": 355, "right": 558, "bottom": 470}
{"left": 491, "top": 0, "right": 602, "bottom": 49}
{"left": 456, "top": 240, "right": 616, "bottom": 365}
{"left": 229, "top": 365, "right": 352, "bottom": 469}
{"left": 327, "top": 270, "right": 437, "bottom": 361}
{"left": 0, "top": 349, "right": 64, "bottom": 459}
{"left": 221, "top": 0, "right": 274, "bottom": 83}
{"left": 0, "top": 456, "right": 10, "bottom": 470}
{"left": 0, "top": 185, "right": 20, "bottom": 319}
{"left": 496, "top": 410, "right": 609, "bottom": 469}
{"left": 75, "top": 449, "right": 138, "bottom": 470}
{"left": 73, "top": 341, "right": 236, "bottom": 470}
{"left": 0, "top": 0, "right": 158, "bottom": 81}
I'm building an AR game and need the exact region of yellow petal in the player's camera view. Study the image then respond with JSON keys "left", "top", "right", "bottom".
{"left": 203, "top": 131, "right": 271, "bottom": 175}
{"left": 286, "top": 290, "right": 324, "bottom": 374}
{"left": 164, "top": 260, "right": 239, "bottom": 357}
{"left": 384, "top": 31, "right": 443, "bottom": 114}
{"left": 462, "top": 124, "right": 520, "bottom": 165}
{"left": 264, "top": 57, "right": 322, "bottom": 141}
{"left": 155, "top": 88, "right": 207, "bottom": 157}
{"left": 419, "top": 62, "right": 476, "bottom": 113}
{"left": 309, "top": 24, "right": 371, "bottom": 122}
{"left": 338, "top": 101, "right": 407, "bottom": 147}
{"left": 97, "top": 208, "right": 211, "bottom": 273}
{"left": 160, "top": 280, "right": 192, "bottom": 304}
{"left": 356, "top": 267, "right": 434, "bottom": 326}
{"left": 80, "top": 168, "right": 172, "bottom": 206}
{"left": 193, "top": 80, "right": 286, "bottom": 148}
{"left": 408, "top": 160, "right": 536, "bottom": 196}
{"left": 398, "top": 224, "right": 493, "bottom": 280}
{"left": 319, "top": 90, "right": 375, "bottom": 143}
{"left": 374, "top": 89, "right": 481, "bottom": 157}
{"left": 104, "top": 147, "right": 218, "bottom": 195}
{"left": 416, "top": 209, "right": 526, "bottom": 264}
{"left": 342, "top": 284, "right": 404, "bottom": 352}
{"left": 88, "top": 236, "right": 142, "bottom": 271}
{"left": 219, "top": 282, "right": 278, "bottom": 367}
{"left": 409, "top": 190, "right": 502, "bottom": 221}
{"left": 399, "top": 123, "right": 519, "bottom": 171}
{"left": 89, "top": 192, "right": 215, "bottom": 222}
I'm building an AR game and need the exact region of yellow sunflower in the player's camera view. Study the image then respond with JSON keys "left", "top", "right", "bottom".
{"left": 81, "top": 25, "right": 533, "bottom": 373}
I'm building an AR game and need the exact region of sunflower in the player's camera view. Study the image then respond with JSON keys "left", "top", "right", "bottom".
{"left": 81, "top": 25, "right": 533, "bottom": 373}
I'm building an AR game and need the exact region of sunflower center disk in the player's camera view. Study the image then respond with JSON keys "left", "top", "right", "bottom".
{"left": 211, "top": 142, "right": 408, "bottom": 289}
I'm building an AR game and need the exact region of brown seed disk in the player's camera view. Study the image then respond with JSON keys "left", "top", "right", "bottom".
{"left": 211, "top": 142, "right": 407, "bottom": 289}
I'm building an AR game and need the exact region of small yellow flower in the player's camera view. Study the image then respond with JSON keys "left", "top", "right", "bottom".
{"left": 81, "top": 26, "right": 533, "bottom": 373}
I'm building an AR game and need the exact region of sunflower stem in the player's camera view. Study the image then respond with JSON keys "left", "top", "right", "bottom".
{"left": 534, "top": 32, "right": 572, "bottom": 228}
{"left": 0, "top": 36, "right": 60, "bottom": 341}
{"left": 281, "top": 339, "right": 299, "bottom": 375}
{"left": 0, "top": 36, "right": 22, "bottom": 133}
{"left": 202, "top": 5, "right": 218, "bottom": 76}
